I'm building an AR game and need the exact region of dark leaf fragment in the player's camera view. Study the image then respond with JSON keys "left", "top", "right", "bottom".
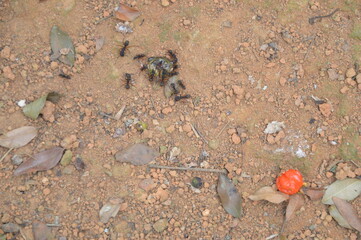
{"left": 14, "top": 147, "right": 64, "bottom": 176}
{"left": 332, "top": 197, "right": 361, "bottom": 232}
{"left": 217, "top": 174, "right": 242, "bottom": 218}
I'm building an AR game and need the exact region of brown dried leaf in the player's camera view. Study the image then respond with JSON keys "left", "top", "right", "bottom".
{"left": 285, "top": 194, "right": 305, "bottom": 221}
{"left": 332, "top": 197, "right": 361, "bottom": 232}
{"left": 14, "top": 147, "right": 64, "bottom": 176}
{"left": 115, "top": 143, "right": 158, "bottom": 166}
{"left": 329, "top": 205, "right": 353, "bottom": 229}
{"left": 303, "top": 187, "right": 324, "bottom": 201}
{"left": 114, "top": 3, "right": 140, "bottom": 22}
{"left": 32, "top": 221, "right": 53, "bottom": 240}
{"left": 0, "top": 126, "right": 37, "bottom": 149}
{"left": 217, "top": 174, "right": 242, "bottom": 218}
{"left": 249, "top": 186, "right": 289, "bottom": 204}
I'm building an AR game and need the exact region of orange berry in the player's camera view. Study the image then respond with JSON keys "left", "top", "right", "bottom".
{"left": 276, "top": 169, "right": 303, "bottom": 195}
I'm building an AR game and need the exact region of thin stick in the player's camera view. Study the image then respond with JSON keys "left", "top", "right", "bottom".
{"left": 148, "top": 164, "right": 227, "bottom": 174}
{"left": 251, "top": 48, "right": 260, "bottom": 62}
{"left": 190, "top": 123, "right": 208, "bottom": 144}
{"left": 99, "top": 112, "right": 116, "bottom": 120}
{"left": 350, "top": 160, "right": 360, "bottom": 168}
{"left": 303, "top": 36, "right": 316, "bottom": 61}
{"left": 20, "top": 229, "right": 28, "bottom": 240}
{"left": 279, "top": 219, "right": 286, "bottom": 236}
{"left": 0, "top": 148, "right": 13, "bottom": 163}
{"left": 216, "top": 121, "right": 230, "bottom": 138}
{"left": 95, "top": 13, "right": 114, "bottom": 25}
{"left": 150, "top": 96, "right": 161, "bottom": 118}
{"left": 46, "top": 223, "right": 62, "bottom": 227}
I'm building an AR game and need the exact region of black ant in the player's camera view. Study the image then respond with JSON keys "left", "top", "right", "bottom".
{"left": 149, "top": 70, "right": 155, "bottom": 82}
{"left": 120, "top": 40, "right": 129, "bottom": 57}
{"left": 59, "top": 73, "right": 71, "bottom": 79}
{"left": 174, "top": 94, "right": 191, "bottom": 102}
{"left": 170, "top": 83, "right": 179, "bottom": 94}
{"left": 124, "top": 73, "right": 132, "bottom": 89}
{"left": 140, "top": 64, "right": 147, "bottom": 71}
{"left": 168, "top": 50, "right": 178, "bottom": 64}
{"left": 178, "top": 80, "right": 186, "bottom": 89}
{"left": 133, "top": 54, "right": 145, "bottom": 60}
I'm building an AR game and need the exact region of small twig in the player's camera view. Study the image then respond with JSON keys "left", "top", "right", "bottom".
{"left": 309, "top": 8, "right": 339, "bottom": 25}
{"left": 114, "top": 105, "right": 126, "bottom": 120}
{"left": 303, "top": 36, "right": 317, "bottom": 61}
{"left": 148, "top": 164, "right": 227, "bottom": 174}
{"left": 350, "top": 160, "right": 360, "bottom": 168}
{"left": 95, "top": 13, "right": 114, "bottom": 25}
{"left": 46, "top": 223, "right": 62, "bottom": 227}
{"left": 190, "top": 123, "right": 200, "bottom": 138}
{"left": 191, "top": 123, "right": 208, "bottom": 144}
{"left": 0, "top": 148, "right": 13, "bottom": 163}
{"left": 251, "top": 48, "right": 260, "bottom": 62}
{"left": 216, "top": 121, "right": 230, "bottom": 138}
{"left": 150, "top": 96, "right": 161, "bottom": 118}
{"left": 99, "top": 112, "right": 116, "bottom": 120}
{"left": 265, "top": 234, "right": 279, "bottom": 240}
{"left": 279, "top": 219, "right": 287, "bottom": 236}
{"left": 20, "top": 229, "right": 28, "bottom": 240}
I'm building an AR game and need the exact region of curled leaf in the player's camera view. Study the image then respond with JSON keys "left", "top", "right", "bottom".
{"left": 332, "top": 197, "right": 361, "bottom": 232}
{"left": 46, "top": 92, "right": 62, "bottom": 103}
{"left": 23, "top": 95, "right": 47, "bottom": 120}
{"left": 95, "top": 36, "right": 105, "bottom": 51}
{"left": 114, "top": 3, "right": 141, "bottom": 22}
{"left": 14, "top": 147, "right": 64, "bottom": 176}
{"left": 329, "top": 205, "right": 353, "bottom": 229}
{"left": 0, "top": 126, "right": 37, "bottom": 148}
{"left": 32, "top": 221, "right": 52, "bottom": 240}
{"left": 302, "top": 187, "right": 324, "bottom": 201}
{"left": 322, "top": 178, "right": 361, "bottom": 204}
{"left": 99, "top": 198, "right": 123, "bottom": 223}
{"left": 217, "top": 174, "right": 242, "bottom": 218}
{"left": 285, "top": 194, "right": 304, "bottom": 221}
{"left": 50, "top": 25, "right": 75, "bottom": 66}
{"left": 249, "top": 186, "right": 289, "bottom": 203}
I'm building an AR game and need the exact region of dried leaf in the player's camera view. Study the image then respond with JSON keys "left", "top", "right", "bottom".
{"left": 329, "top": 205, "right": 353, "bottom": 229}
{"left": 332, "top": 197, "right": 361, "bottom": 232}
{"left": 217, "top": 174, "right": 242, "bottom": 218}
{"left": 114, "top": 3, "right": 140, "bottom": 22}
{"left": 23, "top": 95, "right": 47, "bottom": 119}
{"left": 50, "top": 25, "right": 75, "bottom": 66}
{"left": 115, "top": 143, "right": 158, "bottom": 166}
{"left": 169, "top": 146, "right": 181, "bottom": 162}
{"left": 249, "top": 186, "right": 289, "bottom": 203}
{"left": 302, "top": 187, "right": 324, "bottom": 201}
{"left": 0, "top": 126, "right": 37, "bottom": 148}
{"left": 32, "top": 221, "right": 52, "bottom": 240}
{"left": 322, "top": 178, "right": 361, "bottom": 204}
{"left": 285, "top": 194, "right": 304, "bottom": 221}
{"left": 1, "top": 223, "right": 20, "bottom": 233}
{"left": 46, "top": 92, "right": 62, "bottom": 103}
{"left": 14, "top": 147, "right": 64, "bottom": 176}
{"left": 74, "top": 156, "right": 85, "bottom": 170}
{"left": 95, "top": 36, "right": 105, "bottom": 51}
{"left": 99, "top": 198, "right": 123, "bottom": 223}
